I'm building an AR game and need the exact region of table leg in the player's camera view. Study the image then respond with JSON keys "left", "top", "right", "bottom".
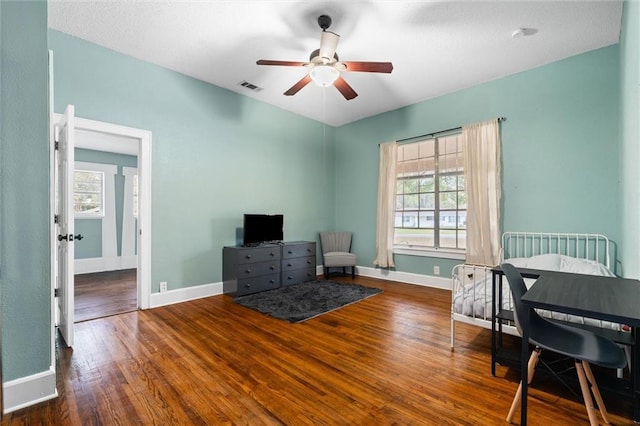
{"left": 491, "top": 272, "right": 497, "bottom": 376}
{"left": 633, "top": 326, "right": 639, "bottom": 422}
{"left": 520, "top": 311, "right": 529, "bottom": 425}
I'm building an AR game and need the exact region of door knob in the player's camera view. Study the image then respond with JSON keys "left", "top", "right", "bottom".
{"left": 58, "top": 234, "right": 82, "bottom": 242}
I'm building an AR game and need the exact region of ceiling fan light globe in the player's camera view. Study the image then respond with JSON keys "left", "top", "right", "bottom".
{"left": 310, "top": 65, "right": 339, "bottom": 87}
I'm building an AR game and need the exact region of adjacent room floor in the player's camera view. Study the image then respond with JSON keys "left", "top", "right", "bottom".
{"left": 74, "top": 269, "right": 137, "bottom": 322}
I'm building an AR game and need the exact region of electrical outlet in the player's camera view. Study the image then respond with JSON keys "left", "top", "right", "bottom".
{"left": 433, "top": 266, "right": 440, "bottom": 276}
{"left": 160, "top": 281, "right": 168, "bottom": 293}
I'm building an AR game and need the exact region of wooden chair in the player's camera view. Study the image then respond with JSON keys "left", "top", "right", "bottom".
{"left": 501, "top": 263, "right": 627, "bottom": 425}
{"left": 319, "top": 232, "right": 357, "bottom": 279}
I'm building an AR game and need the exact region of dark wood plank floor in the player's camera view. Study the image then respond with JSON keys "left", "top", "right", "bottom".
{"left": 3, "top": 275, "right": 634, "bottom": 425}
{"left": 74, "top": 269, "right": 137, "bottom": 322}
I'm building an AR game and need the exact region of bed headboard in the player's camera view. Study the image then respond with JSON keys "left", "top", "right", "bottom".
{"left": 501, "top": 232, "right": 610, "bottom": 269}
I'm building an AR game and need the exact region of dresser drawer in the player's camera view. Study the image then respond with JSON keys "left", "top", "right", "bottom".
{"left": 282, "top": 242, "right": 315, "bottom": 259}
{"left": 282, "top": 256, "right": 316, "bottom": 272}
{"left": 236, "top": 273, "right": 280, "bottom": 296}
{"left": 238, "top": 260, "right": 280, "bottom": 278}
{"left": 237, "top": 246, "right": 281, "bottom": 264}
{"left": 281, "top": 266, "right": 316, "bottom": 286}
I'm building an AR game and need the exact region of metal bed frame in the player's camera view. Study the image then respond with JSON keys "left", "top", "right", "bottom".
{"left": 450, "top": 232, "right": 611, "bottom": 350}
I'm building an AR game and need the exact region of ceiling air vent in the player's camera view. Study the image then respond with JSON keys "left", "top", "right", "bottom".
{"left": 238, "top": 81, "right": 263, "bottom": 92}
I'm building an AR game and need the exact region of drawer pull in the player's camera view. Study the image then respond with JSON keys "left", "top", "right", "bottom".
{"left": 244, "top": 283, "right": 251, "bottom": 288}
{"left": 245, "top": 255, "right": 252, "bottom": 259}
{"left": 269, "top": 279, "right": 275, "bottom": 284}
{"left": 270, "top": 252, "right": 275, "bottom": 257}
{"left": 287, "top": 263, "right": 293, "bottom": 267}
{"left": 270, "top": 266, "right": 275, "bottom": 270}
{"left": 244, "top": 269, "right": 251, "bottom": 274}
{"left": 288, "top": 250, "right": 293, "bottom": 254}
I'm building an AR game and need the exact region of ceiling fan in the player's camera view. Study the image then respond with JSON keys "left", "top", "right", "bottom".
{"left": 256, "top": 15, "right": 393, "bottom": 100}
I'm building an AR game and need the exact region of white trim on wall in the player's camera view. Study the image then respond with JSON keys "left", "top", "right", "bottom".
{"left": 75, "top": 256, "right": 137, "bottom": 274}
{"left": 150, "top": 282, "right": 223, "bottom": 308}
{"left": 121, "top": 166, "right": 137, "bottom": 258}
{"left": 3, "top": 367, "right": 57, "bottom": 414}
{"left": 148, "top": 265, "right": 450, "bottom": 310}
{"left": 357, "top": 265, "right": 452, "bottom": 290}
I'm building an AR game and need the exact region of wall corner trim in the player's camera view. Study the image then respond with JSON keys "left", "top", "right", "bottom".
{"left": 3, "top": 367, "right": 57, "bottom": 414}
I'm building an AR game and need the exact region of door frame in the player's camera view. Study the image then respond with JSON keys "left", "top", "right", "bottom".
{"left": 50, "top": 114, "right": 153, "bottom": 322}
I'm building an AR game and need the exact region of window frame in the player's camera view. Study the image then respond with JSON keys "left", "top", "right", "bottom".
{"left": 393, "top": 133, "right": 466, "bottom": 259}
{"left": 73, "top": 161, "right": 117, "bottom": 220}
{"left": 73, "top": 168, "right": 105, "bottom": 219}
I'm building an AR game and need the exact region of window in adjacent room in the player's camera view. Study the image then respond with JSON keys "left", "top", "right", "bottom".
{"left": 394, "top": 133, "right": 466, "bottom": 253}
{"left": 74, "top": 170, "right": 104, "bottom": 217}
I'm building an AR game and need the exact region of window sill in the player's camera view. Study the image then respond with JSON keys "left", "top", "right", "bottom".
{"left": 393, "top": 247, "right": 466, "bottom": 260}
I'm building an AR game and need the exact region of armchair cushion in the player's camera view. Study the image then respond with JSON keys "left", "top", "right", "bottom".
{"left": 324, "top": 251, "right": 357, "bottom": 267}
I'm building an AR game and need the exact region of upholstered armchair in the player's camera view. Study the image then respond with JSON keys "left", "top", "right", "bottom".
{"left": 319, "top": 231, "right": 357, "bottom": 279}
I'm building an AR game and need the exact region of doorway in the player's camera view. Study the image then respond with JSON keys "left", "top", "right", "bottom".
{"left": 53, "top": 109, "right": 152, "bottom": 346}
{"left": 73, "top": 129, "right": 140, "bottom": 322}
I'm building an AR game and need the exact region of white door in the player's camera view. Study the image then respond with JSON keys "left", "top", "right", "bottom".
{"left": 56, "top": 105, "right": 75, "bottom": 347}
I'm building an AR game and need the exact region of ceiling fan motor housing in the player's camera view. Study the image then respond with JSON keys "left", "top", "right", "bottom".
{"left": 309, "top": 49, "right": 339, "bottom": 64}
{"left": 318, "top": 15, "right": 332, "bottom": 31}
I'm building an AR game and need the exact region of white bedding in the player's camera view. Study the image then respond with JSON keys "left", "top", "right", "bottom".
{"left": 452, "top": 253, "right": 620, "bottom": 330}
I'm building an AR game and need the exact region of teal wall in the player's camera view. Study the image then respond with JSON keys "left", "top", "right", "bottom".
{"left": 1, "top": 0, "right": 634, "bottom": 401}
{"left": 74, "top": 148, "right": 138, "bottom": 259}
{"left": 0, "top": 0, "right": 51, "bottom": 381}
{"left": 335, "top": 45, "right": 621, "bottom": 277}
{"left": 619, "top": 0, "right": 640, "bottom": 279}
{"left": 49, "top": 30, "right": 335, "bottom": 291}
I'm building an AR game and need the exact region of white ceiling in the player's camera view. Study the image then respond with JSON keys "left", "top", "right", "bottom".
{"left": 48, "top": 1, "right": 623, "bottom": 127}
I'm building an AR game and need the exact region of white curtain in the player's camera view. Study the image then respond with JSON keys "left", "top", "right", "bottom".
{"left": 463, "top": 119, "right": 501, "bottom": 266}
{"left": 374, "top": 142, "right": 397, "bottom": 268}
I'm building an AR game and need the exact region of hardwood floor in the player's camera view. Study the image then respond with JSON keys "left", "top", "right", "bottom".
{"left": 74, "top": 269, "right": 137, "bottom": 322}
{"left": 3, "top": 276, "right": 634, "bottom": 425}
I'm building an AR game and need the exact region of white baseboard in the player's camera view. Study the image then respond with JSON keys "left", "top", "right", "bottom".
{"left": 148, "top": 265, "right": 447, "bottom": 310}
{"left": 356, "top": 265, "right": 452, "bottom": 290}
{"left": 120, "top": 255, "right": 137, "bottom": 270}
{"left": 150, "top": 282, "right": 223, "bottom": 308}
{"left": 3, "top": 367, "right": 57, "bottom": 414}
{"left": 75, "top": 256, "right": 137, "bottom": 274}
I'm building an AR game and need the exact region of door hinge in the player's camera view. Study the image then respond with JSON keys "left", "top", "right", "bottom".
{"left": 54, "top": 141, "right": 59, "bottom": 150}
{"left": 54, "top": 214, "right": 59, "bottom": 224}
{"left": 54, "top": 288, "right": 59, "bottom": 298}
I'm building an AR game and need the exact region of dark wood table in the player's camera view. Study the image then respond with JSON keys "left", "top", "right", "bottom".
{"left": 518, "top": 270, "right": 640, "bottom": 425}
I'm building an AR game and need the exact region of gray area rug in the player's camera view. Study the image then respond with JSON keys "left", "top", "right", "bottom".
{"left": 233, "top": 280, "right": 382, "bottom": 323}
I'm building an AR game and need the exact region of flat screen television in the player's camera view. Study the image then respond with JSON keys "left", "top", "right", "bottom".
{"left": 243, "top": 214, "right": 284, "bottom": 246}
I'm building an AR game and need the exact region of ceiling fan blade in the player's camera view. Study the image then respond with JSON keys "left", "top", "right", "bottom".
{"left": 257, "top": 60, "right": 308, "bottom": 67}
{"left": 341, "top": 61, "right": 394, "bottom": 73}
{"left": 319, "top": 31, "right": 340, "bottom": 61}
{"left": 284, "top": 74, "right": 313, "bottom": 96}
{"left": 333, "top": 76, "right": 358, "bottom": 100}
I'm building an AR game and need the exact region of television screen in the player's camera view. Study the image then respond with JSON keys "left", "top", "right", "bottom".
{"left": 243, "top": 214, "right": 284, "bottom": 246}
